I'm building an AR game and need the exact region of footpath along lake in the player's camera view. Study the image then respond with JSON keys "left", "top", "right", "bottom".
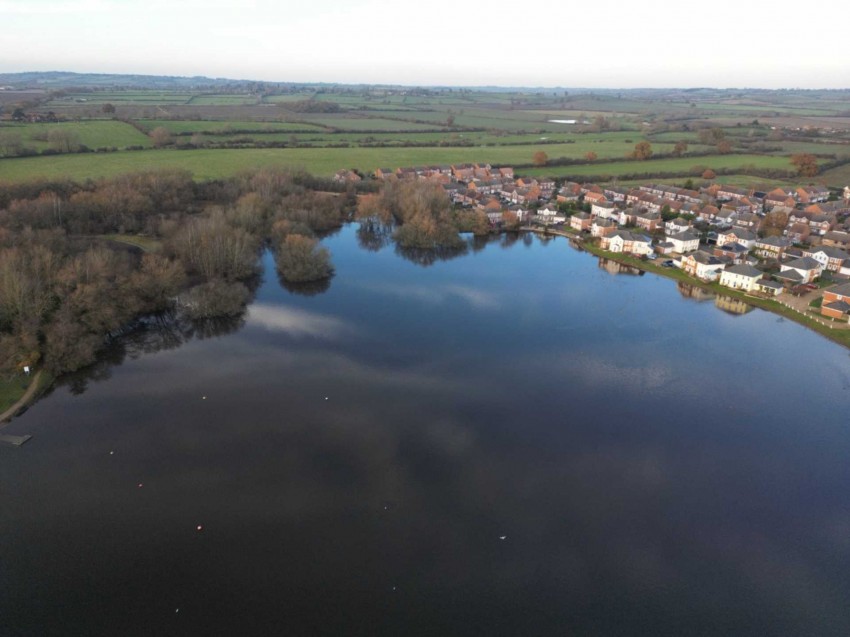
{"left": 3, "top": 226, "right": 850, "bottom": 636}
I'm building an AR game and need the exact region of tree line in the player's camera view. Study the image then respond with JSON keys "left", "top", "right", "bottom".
{"left": 0, "top": 168, "right": 352, "bottom": 377}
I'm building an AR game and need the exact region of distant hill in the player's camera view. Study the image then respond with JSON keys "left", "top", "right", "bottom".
{"left": 0, "top": 71, "right": 262, "bottom": 90}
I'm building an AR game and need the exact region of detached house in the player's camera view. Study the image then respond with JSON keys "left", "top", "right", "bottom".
{"left": 719, "top": 264, "right": 763, "bottom": 292}
{"left": 717, "top": 228, "right": 756, "bottom": 250}
{"left": 591, "top": 218, "right": 616, "bottom": 238}
{"left": 600, "top": 231, "right": 652, "bottom": 256}
{"left": 667, "top": 230, "right": 700, "bottom": 254}
{"left": 681, "top": 252, "right": 726, "bottom": 281}
{"left": 753, "top": 236, "right": 790, "bottom": 260}
{"left": 778, "top": 257, "right": 823, "bottom": 284}
{"left": 801, "top": 246, "right": 850, "bottom": 273}
{"left": 570, "top": 212, "right": 592, "bottom": 232}
{"left": 821, "top": 282, "right": 850, "bottom": 322}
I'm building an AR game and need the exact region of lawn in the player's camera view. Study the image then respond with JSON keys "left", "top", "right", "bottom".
{"left": 0, "top": 374, "right": 30, "bottom": 415}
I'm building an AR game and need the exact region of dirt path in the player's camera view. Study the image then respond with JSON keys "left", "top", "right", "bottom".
{"left": 0, "top": 370, "right": 44, "bottom": 425}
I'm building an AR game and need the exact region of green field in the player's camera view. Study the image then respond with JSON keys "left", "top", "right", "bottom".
{"left": 135, "top": 119, "right": 327, "bottom": 134}
{"left": 523, "top": 154, "right": 795, "bottom": 179}
{"left": 0, "top": 120, "right": 152, "bottom": 151}
{"left": 0, "top": 147, "right": 799, "bottom": 183}
{"left": 820, "top": 163, "right": 850, "bottom": 188}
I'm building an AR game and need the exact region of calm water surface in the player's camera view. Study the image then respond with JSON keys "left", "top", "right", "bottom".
{"left": 3, "top": 227, "right": 850, "bottom": 636}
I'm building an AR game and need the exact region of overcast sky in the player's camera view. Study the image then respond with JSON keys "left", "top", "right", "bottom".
{"left": 1, "top": 0, "right": 848, "bottom": 89}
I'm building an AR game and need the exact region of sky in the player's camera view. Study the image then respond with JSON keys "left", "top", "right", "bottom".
{"left": 1, "top": 0, "right": 848, "bottom": 89}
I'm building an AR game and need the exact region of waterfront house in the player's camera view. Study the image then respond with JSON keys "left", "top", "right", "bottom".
{"left": 719, "top": 264, "right": 763, "bottom": 292}
{"left": 570, "top": 212, "right": 592, "bottom": 232}
{"left": 756, "top": 279, "right": 784, "bottom": 296}
{"left": 591, "top": 218, "right": 616, "bottom": 238}
{"left": 681, "top": 252, "right": 726, "bottom": 281}
{"left": 821, "top": 282, "right": 850, "bottom": 322}
{"left": 601, "top": 231, "right": 652, "bottom": 256}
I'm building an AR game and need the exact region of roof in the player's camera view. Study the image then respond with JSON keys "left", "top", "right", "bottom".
{"left": 823, "top": 300, "right": 850, "bottom": 313}
{"left": 775, "top": 269, "right": 804, "bottom": 282}
{"left": 669, "top": 231, "right": 698, "bottom": 242}
{"left": 756, "top": 236, "right": 790, "bottom": 248}
{"left": 724, "top": 264, "right": 762, "bottom": 278}
{"left": 827, "top": 282, "right": 850, "bottom": 297}
{"left": 783, "top": 256, "right": 821, "bottom": 271}
{"left": 757, "top": 279, "right": 784, "bottom": 290}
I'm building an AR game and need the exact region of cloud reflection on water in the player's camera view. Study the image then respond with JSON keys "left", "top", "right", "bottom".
{"left": 247, "top": 303, "right": 352, "bottom": 338}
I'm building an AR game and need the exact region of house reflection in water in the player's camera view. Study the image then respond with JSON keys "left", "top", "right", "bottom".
{"left": 597, "top": 257, "right": 645, "bottom": 277}
{"left": 714, "top": 295, "right": 755, "bottom": 316}
{"left": 677, "top": 282, "right": 716, "bottom": 303}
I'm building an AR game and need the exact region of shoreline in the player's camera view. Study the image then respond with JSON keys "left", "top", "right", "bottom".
{"left": 0, "top": 370, "right": 48, "bottom": 426}
{"left": 4, "top": 225, "right": 849, "bottom": 425}
{"left": 523, "top": 224, "right": 850, "bottom": 350}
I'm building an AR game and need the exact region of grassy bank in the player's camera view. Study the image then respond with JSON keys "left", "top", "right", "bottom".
{"left": 0, "top": 370, "right": 52, "bottom": 419}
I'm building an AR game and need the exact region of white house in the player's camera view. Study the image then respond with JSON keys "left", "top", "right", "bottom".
{"left": 681, "top": 252, "right": 726, "bottom": 281}
{"left": 717, "top": 228, "right": 756, "bottom": 250}
{"left": 719, "top": 264, "right": 763, "bottom": 292}
{"left": 602, "top": 230, "right": 652, "bottom": 256}
{"left": 667, "top": 230, "right": 700, "bottom": 253}
{"left": 591, "top": 201, "right": 618, "bottom": 219}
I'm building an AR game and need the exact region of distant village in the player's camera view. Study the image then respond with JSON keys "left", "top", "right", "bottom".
{"left": 335, "top": 164, "right": 850, "bottom": 323}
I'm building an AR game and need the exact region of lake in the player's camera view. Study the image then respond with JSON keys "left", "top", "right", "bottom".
{"left": 3, "top": 226, "right": 850, "bottom": 636}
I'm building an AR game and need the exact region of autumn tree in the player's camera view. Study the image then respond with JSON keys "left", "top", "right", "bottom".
{"left": 275, "top": 234, "right": 334, "bottom": 282}
{"left": 760, "top": 209, "right": 790, "bottom": 238}
{"left": 150, "top": 126, "right": 173, "bottom": 148}
{"left": 584, "top": 151, "right": 598, "bottom": 161}
{"left": 791, "top": 153, "right": 819, "bottom": 178}
{"left": 702, "top": 169, "right": 716, "bottom": 180}
{"left": 716, "top": 140, "right": 733, "bottom": 154}
{"left": 673, "top": 141, "right": 688, "bottom": 157}
{"left": 631, "top": 141, "right": 653, "bottom": 160}
{"left": 533, "top": 151, "right": 549, "bottom": 166}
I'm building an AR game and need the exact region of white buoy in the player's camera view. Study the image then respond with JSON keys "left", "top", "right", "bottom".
{"left": 499, "top": 536, "right": 507, "bottom": 540}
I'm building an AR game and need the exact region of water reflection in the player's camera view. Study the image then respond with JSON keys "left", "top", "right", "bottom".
{"left": 715, "top": 294, "right": 755, "bottom": 316}
{"left": 677, "top": 281, "right": 716, "bottom": 302}
{"left": 356, "top": 220, "right": 394, "bottom": 252}
{"left": 394, "top": 244, "right": 469, "bottom": 267}
{"left": 55, "top": 309, "right": 247, "bottom": 396}
{"left": 277, "top": 275, "right": 332, "bottom": 296}
{"left": 598, "top": 257, "right": 645, "bottom": 277}
{"left": 6, "top": 226, "right": 850, "bottom": 636}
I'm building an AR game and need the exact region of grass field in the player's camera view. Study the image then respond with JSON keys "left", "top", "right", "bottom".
{"left": 0, "top": 120, "right": 152, "bottom": 150}
{"left": 134, "top": 119, "right": 327, "bottom": 134}
{"left": 0, "top": 147, "right": 799, "bottom": 183}
{"left": 523, "top": 154, "right": 795, "bottom": 179}
{"left": 820, "top": 163, "right": 850, "bottom": 188}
